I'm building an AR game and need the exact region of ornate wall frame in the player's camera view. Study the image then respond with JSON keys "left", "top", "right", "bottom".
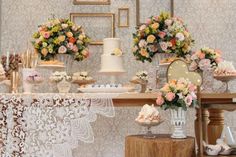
{"left": 118, "top": 8, "right": 129, "bottom": 28}
{"left": 73, "top": 0, "right": 110, "bottom": 5}
{"left": 136, "top": 0, "right": 174, "bottom": 26}
{"left": 70, "top": 13, "right": 115, "bottom": 45}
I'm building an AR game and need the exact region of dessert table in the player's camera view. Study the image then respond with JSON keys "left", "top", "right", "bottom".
{"left": 125, "top": 134, "right": 196, "bottom": 157}
{"left": 0, "top": 92, "right": 157, "bottom": 157}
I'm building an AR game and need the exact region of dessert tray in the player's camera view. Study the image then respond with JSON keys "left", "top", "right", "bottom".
{"left": 37, "top": 60, "right": 65, "bottom": 68}
{"left": 78, "top": 84, "right": 132, "bottom": 93}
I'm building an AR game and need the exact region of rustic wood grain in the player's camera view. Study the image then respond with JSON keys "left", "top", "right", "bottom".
{"left": 125, "top": 134, "right": 195, "bottom": 157}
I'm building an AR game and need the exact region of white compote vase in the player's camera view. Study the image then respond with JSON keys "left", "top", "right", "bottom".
{"left": 57, "top": 78, "right": 71, "bottom": 93}
{"left": 170, "top": 107, "right": 187, "bottom": 139}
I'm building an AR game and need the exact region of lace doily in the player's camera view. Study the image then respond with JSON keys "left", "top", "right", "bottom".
{"left": 0, "top": 94, "right": 116, "bottom": 157}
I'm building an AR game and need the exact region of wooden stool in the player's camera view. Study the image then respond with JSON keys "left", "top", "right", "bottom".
{"left": 125, "top": 134, "right": 195, "bottom": 157}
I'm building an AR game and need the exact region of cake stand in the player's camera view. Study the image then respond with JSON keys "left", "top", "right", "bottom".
{"left": 72, "top": 79, "right": 96, "bottom": 87}
{"left": 136, "top": 120, "right": 164, "bottom": 138}
{"left": 214, "top": 75, "right": 236, "bottom": 92}
{"left": 130, "top": 79, "right": 148, "bottom": 93}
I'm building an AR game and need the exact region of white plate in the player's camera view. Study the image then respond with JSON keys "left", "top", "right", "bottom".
{"left": 37, "top": 64, "right": 65, "bottom": 68}
{"left": 78, "top": 87, "right": 129, "bottom": 93}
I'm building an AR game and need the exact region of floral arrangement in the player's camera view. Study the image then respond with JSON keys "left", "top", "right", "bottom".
{"left": 32, "top": 18, "right": 90, "bottom": 61}
{"left": 132, "top": 12, "right": 194, "bottom": 62}
{"left": 156, "top": 78, "right": 197, "bottom": 110}
{"left": 132, "top": 71, "right": 148, "bottom": 81}
{"left": 189, "top": 47, "right": 222, "bottom": 71}
{"left": 72, "top": 71, "right": 93, "bottom": 81}
{"left": 26, "top": 71, "right": 44, "bottom": 84}
{"left": 50, "top": 71, "right": 71, "bottom": 82}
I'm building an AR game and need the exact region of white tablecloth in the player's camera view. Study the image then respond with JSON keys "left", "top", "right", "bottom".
{"left": 0, "top": 93, "right": 116, "bottom": 157}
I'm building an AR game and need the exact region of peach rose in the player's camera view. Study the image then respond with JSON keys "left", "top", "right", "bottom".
{"left": 58, "top": 35, "right": 65, "bottom": 42}
{"left": 82, "top": 49, "right": 89, "bottom": 58}
{"left": 66, "top": 32, "right": 73, "bottom": 38}
{"left": 165, "top": 92, "right": 175, "bottom": 101}
{"left": 198, "top": 52, "right": 205, "bottom": 59}
{"left": 41, "top": 48, "right": 48, "bottom": 56}
{"left": 140, "top": 49, "right": 148, "bottom": 57}
{"left": 151, "top": 23, "right": 159, "bottom": 29}
{"left": 158, "top": 31, "right": 166, "bottom": 39}
{"left": 215, "top": 57, "right": 222, "bottom": 64}
{"left": 147, "top": 35, "right": 156, "bottom": 43}
{"left": 146, "top": 18, "right": 152, "bottom": 24}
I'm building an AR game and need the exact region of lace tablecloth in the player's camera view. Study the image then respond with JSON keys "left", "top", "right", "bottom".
{"left": 0, "top": 93, "right": 116, "bottom": 157}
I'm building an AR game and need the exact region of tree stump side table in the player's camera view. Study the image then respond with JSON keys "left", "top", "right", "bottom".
{"left": 125, "top": 134, "right": 195, "bottom": 157}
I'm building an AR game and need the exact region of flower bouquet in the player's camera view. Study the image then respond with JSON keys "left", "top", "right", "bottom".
{"left": 32, "top": 18, "right": 90, "bottom": 62}
{"left": 132, "top": 12, "right": 194, "bottom": 63}
{"left": 130, "top": 71, "right": 148, "bottom": 93}
{"left": 50, "top": 71, "right": 72, "bottom": 93}
{"left": 156, "top": 78, "right": 197, "bottom": 138}
{"left": 189, "top": 47, "right": 222, "bottom": 72}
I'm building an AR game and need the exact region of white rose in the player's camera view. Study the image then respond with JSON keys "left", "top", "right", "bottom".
{"left": 138, "top": 40, "right": 147, "bottom": 48}
{"left": 62, "top": 24, "right": 68, "bottom": 29}
{"left": 176, "top": 32, "right": 185, "bottom": 41}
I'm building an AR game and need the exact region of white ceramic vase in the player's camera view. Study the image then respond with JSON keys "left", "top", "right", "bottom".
{"left": 57, "top": 78, "right": 71, "bottom": 93}
{"left": 170, "top": 107, "right": 187, "bottom": 139}
{"left": 22, "top": 68, "right": 35, "bottom": 93}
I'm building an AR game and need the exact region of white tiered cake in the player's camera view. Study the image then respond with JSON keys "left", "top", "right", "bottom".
{"left": 100, "top": 38, "right": 126, "bottom": 73}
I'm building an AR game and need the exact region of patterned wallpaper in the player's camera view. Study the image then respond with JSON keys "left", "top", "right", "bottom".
{"left": 0, "top": 0, "right": 236, "bottom": 157}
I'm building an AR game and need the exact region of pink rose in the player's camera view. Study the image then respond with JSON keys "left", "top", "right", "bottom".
{"left": 67, "top": 43, "right": 74, "bottom": 50}
{"left": 199, "top": 59, "right": 211, "bottom": 70}
{"left": 153, "top": 16, "right": 159, "bottom": 21}
{"left": 58, "top": 45, "right": 67, "bottom": 54}
{"left": 160, "top": 42, "right": 168, "bottom": 51}
{"left": 188, "top": 83, "right": 196, "bottom": 92}
{"left": 43, "top": 32, "right": 50, "bottom": 39}
{"left": 158, "top": 31, "right": 166, "bottom": 39}
{"left": 72, "top": 45, "right": 78, "bottom": 52}
{"left": 156, "top": 93, "right": 164, "bottom": 106}
{"left": 189, "top": 61, "right": 198, "bottom": 71}
{"left": 215, "top": 57, "right": 222, "bottom": 64}
{"left": 165, "top": 92, "right": 175, "bottom": 101}
{"left": 198, "top": 52, "right": 205, "bottom": 59}
{"left": 184, "top": 94, "right": 193, "bottom": 107}
{"left": 146, "top": 18, "right": 152, "bottom": 24}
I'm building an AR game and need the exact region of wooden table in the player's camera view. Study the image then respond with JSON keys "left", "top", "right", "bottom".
{"left": 125, "top": 134, "right": 195, "bottom": 157}
{"left": 197, "top": 93, "right": 236, "bottom": 157}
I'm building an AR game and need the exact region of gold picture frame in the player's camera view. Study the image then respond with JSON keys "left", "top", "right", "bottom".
{"left": 136, "top": 0, "right": 174, "bottom": 26}
{"left": 73, "top": 0, "right": 110, "bottom": 5}
{"left": 118, "top": 8, "right": 129, "bottom": 28}
{"left": 70, "top": 13, "right": 115, "bottom": 45}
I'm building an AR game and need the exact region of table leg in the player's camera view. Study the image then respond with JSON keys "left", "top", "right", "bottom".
{"left": 207, "top": 109, "right": 224, "bottom": 144}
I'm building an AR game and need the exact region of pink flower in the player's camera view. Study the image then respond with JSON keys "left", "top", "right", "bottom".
{"left": 199, "top": 59, "right": 211, "bottom": 70}
{"left": 153, "top": 16, "right": 159, "bottom": 21}
{"left": 188, "top": 83, "right": 196, "bottom": 92}
{"left": 72, "top": 45, "right": 78, "bottom": 52}
{"left": 156, "top": 93, "right": 164, "bottom": 106}
{"left": 160, "top": 42, "right": 168, "bottom": 51}
{"left": 184, "top": 94, "right": 193, "bottom": 107}
{"left": 198, "top": 52, "right": 205, "bottom": 59}
{"left": 165, "top": 92, "right": 175, "bottom": 101}
{"left": 43, "top": 32, "right": 50, "bottom": 39}
{"left": 158, "top": 31, "right": 166, "bottom": 39}
{"left": 189, "top": 61, "right": 198, "bottom": 71}
{"left": 146, "top": 18, "right": 152, "bottom": 24}
{"left": 67, "top": 43, "right": 74, "bottom": 50}
{"left": 215, "top": 57, "right": 222, "bottom": 64}
{"left": 58, "top": 45, "right": 67, "bottom": 54}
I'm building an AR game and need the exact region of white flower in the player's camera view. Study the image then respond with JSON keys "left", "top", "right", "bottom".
{"left": 62, "top": 24, "right": 68, "bottom": 29}
{"left": 160, "top": 42, "right": 168, "bottom": 51}
{"left": 58, "top": 45, "right": 67, "bottom": 54}
{"left": 176, "top": 32, "right": 185, "bottom": 41}
{"left": 165, "top": 19, "right": 172, "bottom": 26}
{"left": 138, "top": 40, "right": 147, "bottom": 48}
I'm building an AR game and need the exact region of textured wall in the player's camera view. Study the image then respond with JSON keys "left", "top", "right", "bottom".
{"left": 0, "top": 0, "right": 236, "bottom": 157}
